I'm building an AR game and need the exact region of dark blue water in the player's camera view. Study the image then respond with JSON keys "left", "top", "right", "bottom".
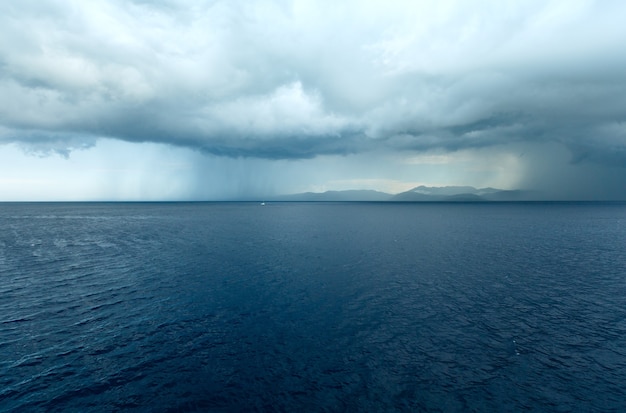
{"left": 1, "top": 202, "right": 625, "bottom": 412}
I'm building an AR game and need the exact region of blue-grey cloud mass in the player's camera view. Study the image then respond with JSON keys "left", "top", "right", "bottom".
{"left": 0, "top": 0, "right": 625, "bottom": 200}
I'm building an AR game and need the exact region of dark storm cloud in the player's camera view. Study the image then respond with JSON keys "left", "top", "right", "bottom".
{"left": 1, "top": 0, "right": 625, "bottom": 171}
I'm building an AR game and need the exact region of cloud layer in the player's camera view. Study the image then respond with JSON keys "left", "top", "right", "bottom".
{"left": 1, "top": 0, "right": 625, "bottom": 163}
{"left": 1, "top": 0, "right": 625, "bottom": 200}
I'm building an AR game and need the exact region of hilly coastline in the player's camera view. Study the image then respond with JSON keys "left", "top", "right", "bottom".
{"left": 275, "top": 186, "right": 539, "bottom": 202}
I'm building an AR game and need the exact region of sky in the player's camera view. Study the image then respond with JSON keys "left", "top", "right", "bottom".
{"left": 0, "top": 0, "right": 625, "bottom": 201}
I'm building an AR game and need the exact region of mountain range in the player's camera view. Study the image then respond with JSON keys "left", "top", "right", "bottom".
{"left": 274, "top": 186, "right": 539, "bottom": 202}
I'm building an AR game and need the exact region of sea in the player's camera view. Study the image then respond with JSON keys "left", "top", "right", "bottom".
{"left": 1, "top": 201, "right": 625, "bottom": 412}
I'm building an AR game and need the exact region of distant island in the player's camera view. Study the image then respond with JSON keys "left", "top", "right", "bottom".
{"left": 272, "top": 186, "right": 540, "bottom": 202}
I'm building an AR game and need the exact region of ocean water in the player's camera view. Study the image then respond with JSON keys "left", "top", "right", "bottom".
{"left": 1, "top": 202, "right": 625, "bottom": 412}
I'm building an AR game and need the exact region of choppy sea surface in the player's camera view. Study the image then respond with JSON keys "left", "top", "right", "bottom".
{"left": 1, "top": 202, "right": 626, "bottom": 412}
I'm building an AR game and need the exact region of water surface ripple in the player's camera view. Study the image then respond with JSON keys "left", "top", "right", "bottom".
{"left": 1, "top": 202, "right": 625, "bottom": 412}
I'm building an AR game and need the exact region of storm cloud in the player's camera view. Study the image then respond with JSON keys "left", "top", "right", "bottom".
{"left": 1, "top": 0, "right": 625, "bottom": 199}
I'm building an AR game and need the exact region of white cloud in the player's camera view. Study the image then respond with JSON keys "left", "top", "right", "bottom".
{"left": 198, "top": 82, "right": 351, "bottom": 138}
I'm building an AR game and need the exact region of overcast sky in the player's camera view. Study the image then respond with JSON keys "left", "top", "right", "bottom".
{"left": 1, "top": 0, "right": 625, "bottom": 200}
